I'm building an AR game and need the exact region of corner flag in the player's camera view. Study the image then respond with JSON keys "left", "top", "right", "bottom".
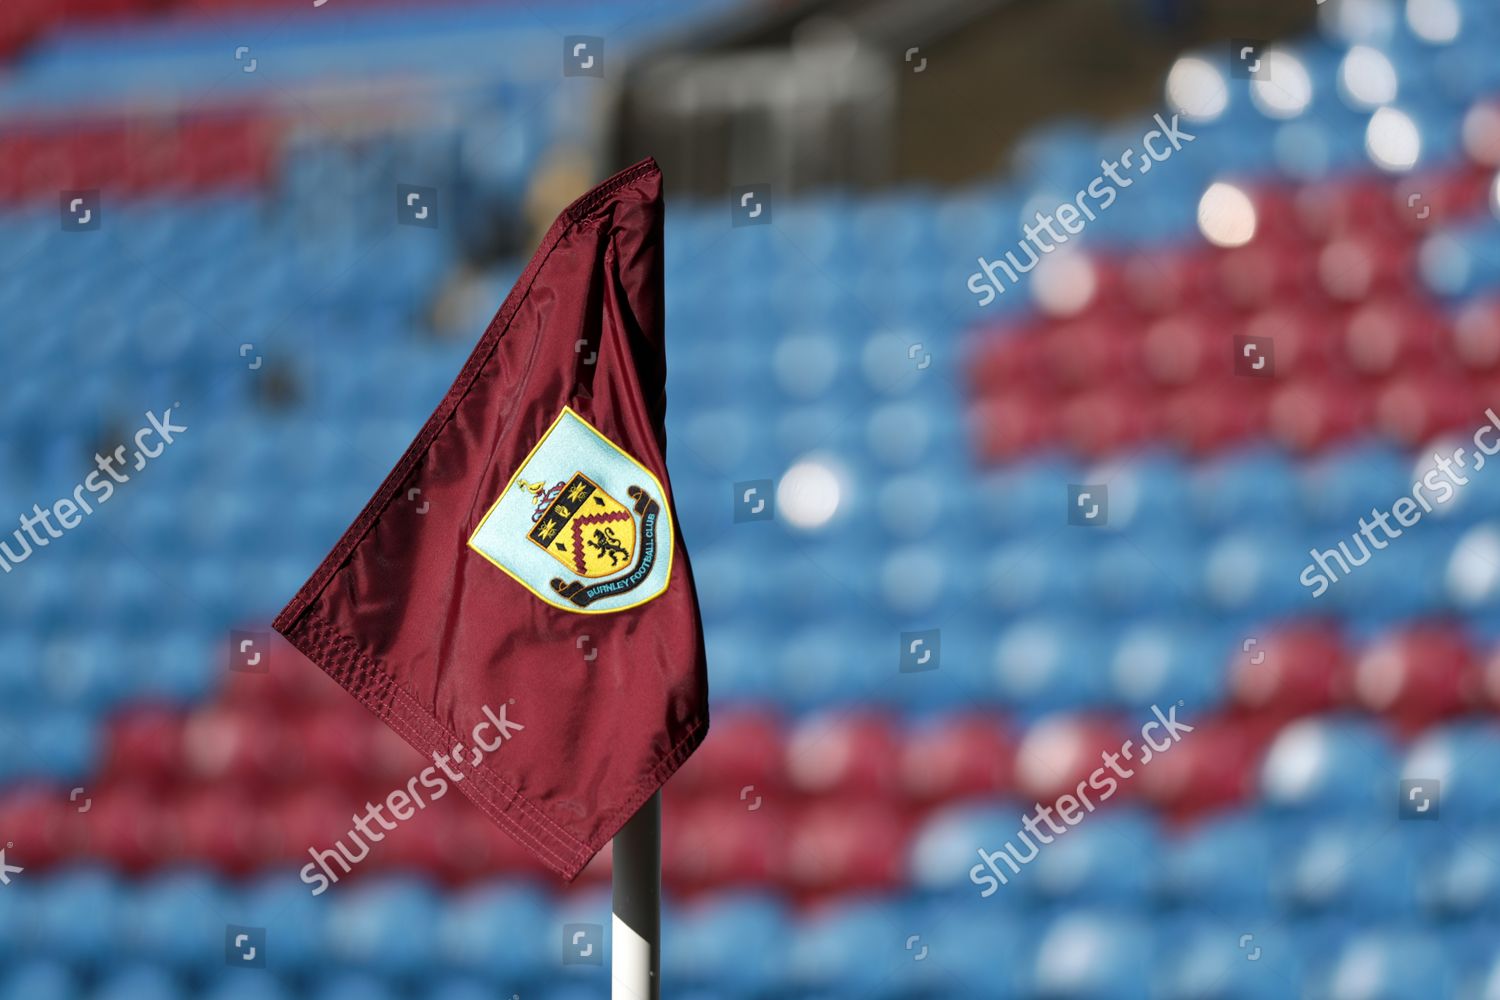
{"left": 273, "top": 158, "right": 708, "bottom": 882}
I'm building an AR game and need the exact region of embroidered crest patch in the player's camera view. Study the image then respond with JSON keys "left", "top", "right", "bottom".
{"left": 468, "top": 407, "right": 673, "bottom": 613}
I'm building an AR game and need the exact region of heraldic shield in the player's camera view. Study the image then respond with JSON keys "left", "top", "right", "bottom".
{"left": 526, "top": 473, "right": 638, "bottom": 579}
{"left": 468, "top": 407, "right": 674, "bottom": 614}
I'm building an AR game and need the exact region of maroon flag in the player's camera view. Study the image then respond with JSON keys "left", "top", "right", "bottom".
{"left": 273, "top": 158, "right": 708, "bottom": 881}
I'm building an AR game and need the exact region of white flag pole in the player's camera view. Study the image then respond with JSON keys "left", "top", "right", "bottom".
{"left": 611, "top": 790, "right": 661, "bottom": 999}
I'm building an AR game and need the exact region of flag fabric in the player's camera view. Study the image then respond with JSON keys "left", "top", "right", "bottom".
{"left": 272, "top": 158, "right": 708, "bottom": 881}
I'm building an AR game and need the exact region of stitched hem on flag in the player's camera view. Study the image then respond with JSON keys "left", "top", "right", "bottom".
{"left": 273, "top": 607, "right": 707, "bottom": 882}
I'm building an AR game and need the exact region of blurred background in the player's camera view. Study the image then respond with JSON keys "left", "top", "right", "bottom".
{"left": 4, "top": 0, "right": 1500, "bottom": 997}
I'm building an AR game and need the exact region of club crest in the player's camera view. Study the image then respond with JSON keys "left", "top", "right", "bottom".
{"left": 468, "top": 407, "right": 673, "bottom": 613}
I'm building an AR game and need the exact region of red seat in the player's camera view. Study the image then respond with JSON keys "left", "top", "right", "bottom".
{"left": 1161, "top": 382, "right": 1267, "bottom": 454}
{"left": 966, "top": 326, "right": 1048, "bottom": 396}
{"left": 219, "top": 631, "right": 336, "bottom": 709}
{"left": 1137, "top": 714, "right": 1272, "bottom": 819}
{"left": 1013, "top": 714, "right": 1138, "bottom": 809}
{"left": 1317, "top": 233, "right": 1414, "bottom": 302}
{"left": 969, "top": 392, "right": 1055, "bottom": 462}
{"left": 100, "top": 706, "right": 185, "bottom": 787}
{"left": 1374, "top": 373, "right": 1481, "bottom": 446}
{"left": 664, "top": 798, "right": 783, "bottom": 893}
{"left": 176, "top": 785, "right": 270, "bottom": 875}
{"left": 1141, "top": 311, "right": 1223, "bottom": 387}
{"left": 1344, "top": 296, "right": 1446, "bottom": 376}
{"left": 1452, "top": 297, "right": 1500, "bottom": 372}
{"left": 1121, "top": 248, "right": 1219, "bottom": 314}
{"left": 1041, "top": 316, "right": 1140, "bottom": 391}
{"left": 785, "top": 712, "right": 901, "bottom": 800}
{"left": 0, "top": 785, "right": 72, "bottom": 869}
{"left": 1241, "top": 303, "right": 1346, "bottom": 379}
{"left": 782, "top": 799, "right": 908, "bottom": 896}
{"left": 182, "top": 704, "right": 301, "bottom": 789}
{"left": 0, "top": 0, "right": 63, "bottom": 64}
{"left": 670, "top": 709, "right": 785, "bottom": 801}
{"left": 294, "top": 707, "right": 381, "bottom": 791}
{"left": 898, "top": 714, "right": 1013, "bottom": 805}
{"left": 1268, "top": 376, "right": 1372, "bottom": 452}
{"left": 1295, "top": 175, "right": 1405, "bottom": 240}
{"left": 367, "top": 715, "right": 431, "bottom": 784}
{"left": 1354, "top": 625, "right": 1478, "bottom": 736}
{"left": 1392, "top": 166, "right": 1494, "bottom": 231}
{"left": 1217, "top": 241, "right": 1320, "bottom": 309}
{"left": 83, "top": 782, "right": 171, "bottom": 873}
{"left": 1229, "top": 622, "right": 1351, "bottom": 718}
{"left": 1240, "top": 185, "right": 1306, "bottom": 246}
{"left": 1060, "top": 387, "right": 1159, "bottom": 457}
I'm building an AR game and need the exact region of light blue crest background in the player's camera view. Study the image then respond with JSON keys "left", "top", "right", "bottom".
{"left": 468, "top": 407, "right": 673, "bottom": 613}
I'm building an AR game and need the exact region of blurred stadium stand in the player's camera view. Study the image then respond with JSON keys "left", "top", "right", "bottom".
{"left": 5, "top": 0, "right": 1500, "bottom": 997}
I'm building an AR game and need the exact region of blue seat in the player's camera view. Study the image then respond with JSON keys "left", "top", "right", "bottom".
{"left": 862, "top": 404, "right": 954, "bottom": 470}
{"left": 1260, "top": 717, "right": 1399, "bottom": 814}
{"left": 325, "top": 877, "right": 443, "bottom": 977}
{"left": 1086, "top": 535, "right": 1200, "bottom": 617}
{"left": 0, "top": 961, "right": 77, "bottom": 1000}
{"left": 423, "top": 980, "right": 499, "bottom": 1000}
{"left": 1154, "top": 915, "right": 1303, "bottom": 1000}
{"left": 876, "top": 544, "right": 960, "bottom": 617}
{"left": 990, "top": 619, "right": 1114, "bottom": 710}
{"left": 908, "top": 801, "right": 1035, "bottom": 898}
{"left": 1280, "top": 822, "right": 1422, "bottom": 916}
{"left": 1201, "top": 530, "right": 1312, "bottom": 618}
{"left": 1029, "top": 911, "right": 1154, "bottom": 1000}
{"left": 1160, "top": 814, "right": 1281, "bottom": 912}
{"left": 235, "top": 872, "right": 330, "bottom": 977}
{"left": 1273, "top": 114, "right": 1371, "bottom": 178}
{"left": 91, "top": 964, "right": 184, "bottom": 1000}
{"left": 1401, "top": 723, "right": 1500, "bottom": 820}
{"left": 767, "top": 541, "right": 873, "bottom": 619}
{"left": 1424, "top": 827, "right": 1500, "bottom": 917}
{"left": 32, "top": 869, "right": 124, "bottom": 969}
{"left": 1320, "top": 931, "right": 1456, "bottom": 999}
{"left": 1096, "top": 453, "right": 1194, "bottom": 531}
{"left": 136, "top": 630, "right": 217, "bottom": 707}
{"left": 1026, "top": 812, "right": 1160, "bottom": 904}
{"left": 772, "top": 623, "right": 865, "bottom": 710}
{"left": 37, "top": 632, "right": 131, "bottom": 713}
{"left": 1461, "top": 945, "right": 1500, "bottom": 1000}
{"left": 1109, "top": 623, "right": 1229, "bottom": 711}
{"left": 16, "top": 709, "right": 96, "bottom": 781}
{"left": 1299, "top": 442, "right": 1417, "bottom": 526}
{"left": 700, "top": 621, "right": 780, "bottom": 705}
{"left": 1189, "top": 447, "right": 1302, "bottom": 529}
{"left": 1335, "top": 528, "right": 1451, "bottom": 623}
{"left": 198, "top": 972, "right": 293, "bottom": 1000}
{"left": 0, "top": 635, "right": 38, "bottom": 707}
{"left": 975, "top": 455, "right": 1087, "bottom": 537}
{"left": 122, "top": 871, "right": 229, "bottom": 974}
{"left": 983, "top": 535, "right": 1090, "bottom": 615}
{"left": 436, "top": 883, "right": 552, "bottom": 983}
{"left": 785, "top": 900, "right": 905, "bottom": 997}
{"left": 663, "top": 893, "right": 789, "bottom": 997}
{"left": 307, "top": 973, "right": 400, "bottom": 1000}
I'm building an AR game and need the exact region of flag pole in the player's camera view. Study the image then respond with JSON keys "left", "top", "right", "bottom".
{"left": 611, "top": 790, "right": 661, "bottom": 999}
